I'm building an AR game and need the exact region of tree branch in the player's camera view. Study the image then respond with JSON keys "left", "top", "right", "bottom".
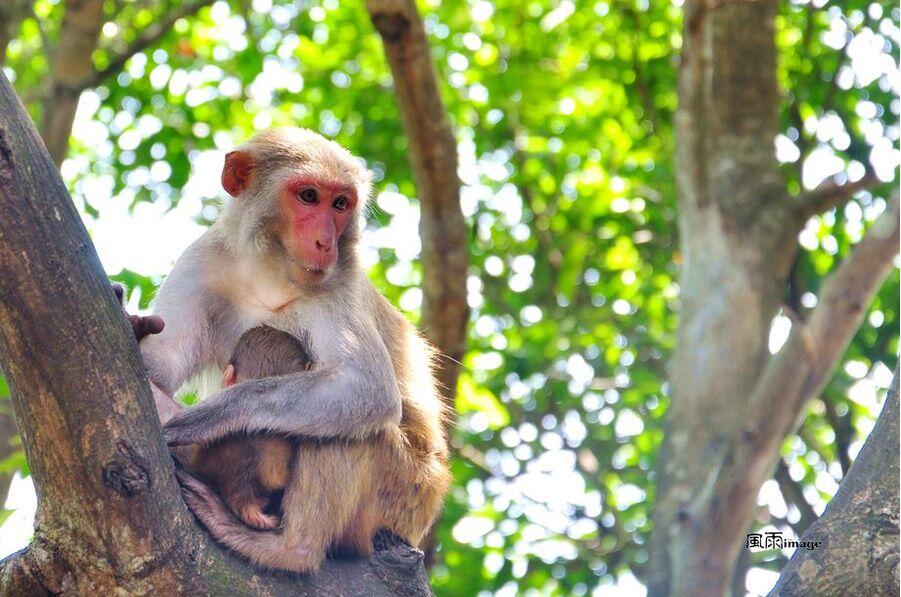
{"left": 78, "top": 0, "right": 215, "bottom": 91}
{"left": 25, "top": 1, "right": 51, "bottom": 60}
{"left": 792, "top": 193, "right": 899, "bottom": 400}
{"left": 365, "top": 0, "right": 469, "bottom": 410}
{"left": 774, "top": 460, "right": 817, "bottom": 535}
{"left": 768, "top": 371, "right": 899, "bottom": 596}
{"left": 39, "top": 0, "right": 104, "bottom": 167}
{"left": 750, "top": 193, "right": 898, "bottom": 448}
{"left": 0, "top": 0, "right": 28, "bottom": 67}
{"left": 785, "top": 3, "right": 816, "bottom": 179}
{"left": 39, "top": 0, "right": 212, "bottom": 166}
{"left": 671, "top": 193, "right": 900, "bottom": 591}
{"left": 822, "top": 396, "right": 853, "bottom": 477}
{"left": 1, "top": 64, "right": 195, "bottom": 593}
{"left": 794, "top": 171, "right": 881, "bottom": 221}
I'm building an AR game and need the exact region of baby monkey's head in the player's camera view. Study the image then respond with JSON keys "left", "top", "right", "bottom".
{"left": 224, "top": 326, "right": 313, "bottom": 387}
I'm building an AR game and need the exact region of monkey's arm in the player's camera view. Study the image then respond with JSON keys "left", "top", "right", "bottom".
{"left": 139, "top": 242, "right": 218, "bottom": 412}
{"left": 163, "top": 332, "right": 401, "bottom": 445}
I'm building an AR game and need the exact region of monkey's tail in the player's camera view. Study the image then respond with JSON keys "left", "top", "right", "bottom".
{"left": 174, "top": 469, "right": 322, "bottom": 574}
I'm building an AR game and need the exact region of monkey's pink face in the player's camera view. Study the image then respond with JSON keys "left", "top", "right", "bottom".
{"left": 278, "top": 176, "right": 358, "bottom": 276}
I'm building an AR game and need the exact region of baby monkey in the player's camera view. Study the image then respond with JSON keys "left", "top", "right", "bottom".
{"left": 183, "top": 326, "right": 311, "bottom": 530}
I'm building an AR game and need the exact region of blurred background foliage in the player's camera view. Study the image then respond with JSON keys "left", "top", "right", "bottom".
{"left": 1, "top": 0, "right": 898, "bottom": 595}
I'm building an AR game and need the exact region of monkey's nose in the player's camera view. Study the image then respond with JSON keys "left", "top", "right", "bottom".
{"left": 315, "top": 239, "right": 333, "bottom": 253}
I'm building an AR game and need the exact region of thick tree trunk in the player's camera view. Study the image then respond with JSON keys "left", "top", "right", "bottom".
{"left": 0, "top": 0, "right": 216, "bottom": 529}
{"left": 768, "top": 373, "right": 899, "bottom": 596}
{"left": 366, "top": 0, "right": 469, "bottom": 408}
{"left": 647, "top": 1, "right": 900, "bottom": 595}
{"left": 648, "top": 3, "right": 796, "bottom": 592}
{"left": 0, "top": 69, "right": 431, "bottom": 596}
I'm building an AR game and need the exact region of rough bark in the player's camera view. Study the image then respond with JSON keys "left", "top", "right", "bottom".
{"left": 647, "top": 1, "right": 900, "bottom": 595}
{"left": 768, "top": 372, "right": 900, "bottom": 597}
{"left": 366, "top": 0, "right": 469, "bottom": 407}
{"left": 0, "top": 0, "right": 39, "bottom": 530}
{"left": 649, "top": 1, "right": 793, "bottom": 593}
{"left": 0, "top": 69, "right": 432, "bottom": 596}
{"left": 38, "top": 0, "right": 104, "bottom": 168}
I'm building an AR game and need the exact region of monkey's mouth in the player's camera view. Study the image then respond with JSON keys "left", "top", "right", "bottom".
{"left": 303, "top": 267, "right": 326, "bottom": 276}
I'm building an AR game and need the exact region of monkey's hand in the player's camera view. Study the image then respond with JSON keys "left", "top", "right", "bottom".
{"left": 175, "top": 469, "right": 281, "bottom": 537}
{"left": 113, "top": 283, "right": 165, "bottom": 341}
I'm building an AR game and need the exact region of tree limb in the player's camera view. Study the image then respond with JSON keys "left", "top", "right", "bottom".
{"left": 794, "top": 171, "right": 881, "bottom": 221}
{"left": 0, "top": 0, "right": 28, "bottom": 67}
{"left": 1, "top": 63, "right": 196, "bottom": 593}
{"left": 822, "top": 396, "right": 853, "bottom": 476}
{"left": 77, "top": 0, "right": 215, "bottom": 91}
{"left": 768, "top": 371, "right": 899, "bottom": 596}
{"left": 365, "top": 0, "right": 469, "bottom": 411}
{"left": 24, "top": 1, "right": 51, "bottom": 60}
{"left": 747, "top": 193, "right": 898, "bottom": 455}
{"left": 659, "top": 193, "right": 900, "bottom": 595}
{"left": 39, "top": 0, "right": 105, "bottom": 167}
{"left": 39, "top": 0, "right": 212, "bottom": 166}
{"left": 791, "top": 193, "right": 899, "bottom": 401}
{"left": 774, "top": 460, "right": 817, "bottom": 535}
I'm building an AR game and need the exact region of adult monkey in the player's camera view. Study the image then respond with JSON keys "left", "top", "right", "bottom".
{"left": 138, "top": 128, "right": 450, "bottom": 573}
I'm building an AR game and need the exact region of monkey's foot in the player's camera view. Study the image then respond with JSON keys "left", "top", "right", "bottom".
{"left": 372, "top": 528, "right": 411, "bottom": 552}
{"left": 238, "top": 505, "right": 280, "bottom": 530}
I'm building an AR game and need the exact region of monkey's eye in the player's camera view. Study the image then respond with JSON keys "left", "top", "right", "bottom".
{"left": 298, "top": 188, "right": 318, "bottom": 204}
{"left": 333, "top": 195, "right": 349, "bottom": 211}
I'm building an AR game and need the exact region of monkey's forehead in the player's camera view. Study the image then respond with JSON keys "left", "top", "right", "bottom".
{"left": 264, "top": 162, "right": 370, "bottom": 197}
{"left": 243, "top": 128, "right": 370, "bottom": 181}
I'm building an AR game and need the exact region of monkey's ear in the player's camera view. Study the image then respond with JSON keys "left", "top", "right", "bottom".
{"left": 222, "top": 151, "right": 254, "bottom": 197}
{"left": 224, "top": 364, "right": 237, "bottom": 387}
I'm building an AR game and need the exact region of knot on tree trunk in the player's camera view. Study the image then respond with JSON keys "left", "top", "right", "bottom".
{"left": 101, "top": 441, "right": 151, "bottom": 497}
